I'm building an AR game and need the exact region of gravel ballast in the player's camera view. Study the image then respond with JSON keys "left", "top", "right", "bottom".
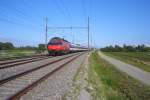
{"left": 20, "top": 53, "right": 88, "bottom": 100}
{"left": 0, "top": 53, "right": 77, "bottom": 81}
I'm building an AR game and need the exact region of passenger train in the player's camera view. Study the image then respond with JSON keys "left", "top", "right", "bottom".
{"left": 47, "top": 37, "right": 88, "bottom": 56}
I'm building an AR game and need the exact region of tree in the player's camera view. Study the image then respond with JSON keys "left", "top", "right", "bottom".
{"left": 2, "top": 42, "right": 14, "bottom": 50}
{"left": 0, "top": 42, "right": 3, "bottom": 50}
{"left": 114, "top": 45, "right": 122, "bottom": 51}
{"left": 101, "top": 44, "right": 150, "bottom": 52}
{"left": 135, "top": 44, "right": 148, "bottom": 52}
{"left": 38, "top": 44, "right": 45, "bottom": 52}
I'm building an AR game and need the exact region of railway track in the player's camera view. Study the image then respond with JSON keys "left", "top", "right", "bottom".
{"left": 0, "top": 54, "right": 47, "bottom": 61}
{"left": 0, "top": 52, "right": 84, "bottom": 100}
{"left": 0, "top": 55, "right": 50, "bottom": 70}
{"left": 0, "top": 55, "right": 46, "bottom": 65}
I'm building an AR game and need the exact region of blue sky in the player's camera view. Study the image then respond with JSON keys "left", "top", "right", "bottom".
{"left": 0, "top": 0, "right": 150, "bottom": 47}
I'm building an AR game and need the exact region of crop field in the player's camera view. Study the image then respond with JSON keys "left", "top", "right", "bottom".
{"left": 0, "top": 50, "right": 36, "bottom": 60}
{"left": 88, "top": 52, "right": 150, "bottom": 100}
{"left": 103, "top": 52, "right": 150, "bottom": 72}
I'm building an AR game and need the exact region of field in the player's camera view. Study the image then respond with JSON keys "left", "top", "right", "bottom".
{"left": 0, "top": 50, "right": 36, "bottom": 60}
{"left": 103, "top": 52, "right": 150, "bottom": 72}
{"left": 88, "top": 52, "right": 150, "bottom": 99}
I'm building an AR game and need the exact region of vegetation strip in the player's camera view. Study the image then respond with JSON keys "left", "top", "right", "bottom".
{"left": 88, "top": 52, "right": 150, "bottom": 100}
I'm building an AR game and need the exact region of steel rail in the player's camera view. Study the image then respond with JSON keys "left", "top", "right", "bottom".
{"left": 0, "top": 54, "right": 46, "bottom": 61}
{"left": 0, "top": 55, "right": 47, "bottom": 65}
{"left": 9, "top": 52, "right": 84, "bottom": 100}
{"left": 0, "top": 56, "right": 50, "bottom": 70}
{"left": 0, "top": 53, "right": 81, "bottom": 86}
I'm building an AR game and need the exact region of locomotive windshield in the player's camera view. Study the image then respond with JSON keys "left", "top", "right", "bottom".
{"left": 48, "top": 37, "right": 68, "bottom": 45}
{"left": 48, "top": 42, "right": 62, "bottom": 45}
{"left": 48, "top": 38, "right": 62, "bottom": 45}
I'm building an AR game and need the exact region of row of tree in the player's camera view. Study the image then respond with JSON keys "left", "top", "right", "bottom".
{"left": 101, "top": 44, "right": 150, "bottom": 52}
{"left": 0, "top": 42, "right": 14, "bottom": 50}
{"left": 0, "top": 42, "right": 46, "bottom": 52}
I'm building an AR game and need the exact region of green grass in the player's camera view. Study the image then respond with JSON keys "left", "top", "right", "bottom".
{"left": 88, "top": 52, "right": 150, "bottom": 100}
{"left": 103, "top": 52, "right": 150, "bottom": 72}
{"left": 0, "top": 50, "right": 36, "bottom": 60}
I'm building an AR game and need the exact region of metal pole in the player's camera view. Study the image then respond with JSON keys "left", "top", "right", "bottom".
{"left": 88, "top": 17, "right": 90, "bottom": 50}
{"left": 45, "top": 17, "right": 48, "bottom": 51}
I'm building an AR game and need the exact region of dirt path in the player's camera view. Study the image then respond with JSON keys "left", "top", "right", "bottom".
{"left": 98, "top": 51, "right": 150, "bottom": 86}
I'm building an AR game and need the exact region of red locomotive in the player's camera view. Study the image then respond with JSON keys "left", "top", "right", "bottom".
{"left": 47, "top": 37, "right": 70, "bottom": 55}
{"left": 47, "top": 37, "right": 88, "bottom": 56}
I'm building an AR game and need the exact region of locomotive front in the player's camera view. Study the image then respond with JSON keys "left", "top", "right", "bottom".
{"left": 47, "top": 37, "right": 70, "bottom": 56}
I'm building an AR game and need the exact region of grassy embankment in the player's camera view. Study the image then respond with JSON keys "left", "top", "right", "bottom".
{"left": 103, "top": 52, "right": 150, "bottom": 72}
{"left": 87, "top": 52, "right": 150, "bottom": 100}
{"left": 0, "top": 50, "right": 36, "bottom": 60}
